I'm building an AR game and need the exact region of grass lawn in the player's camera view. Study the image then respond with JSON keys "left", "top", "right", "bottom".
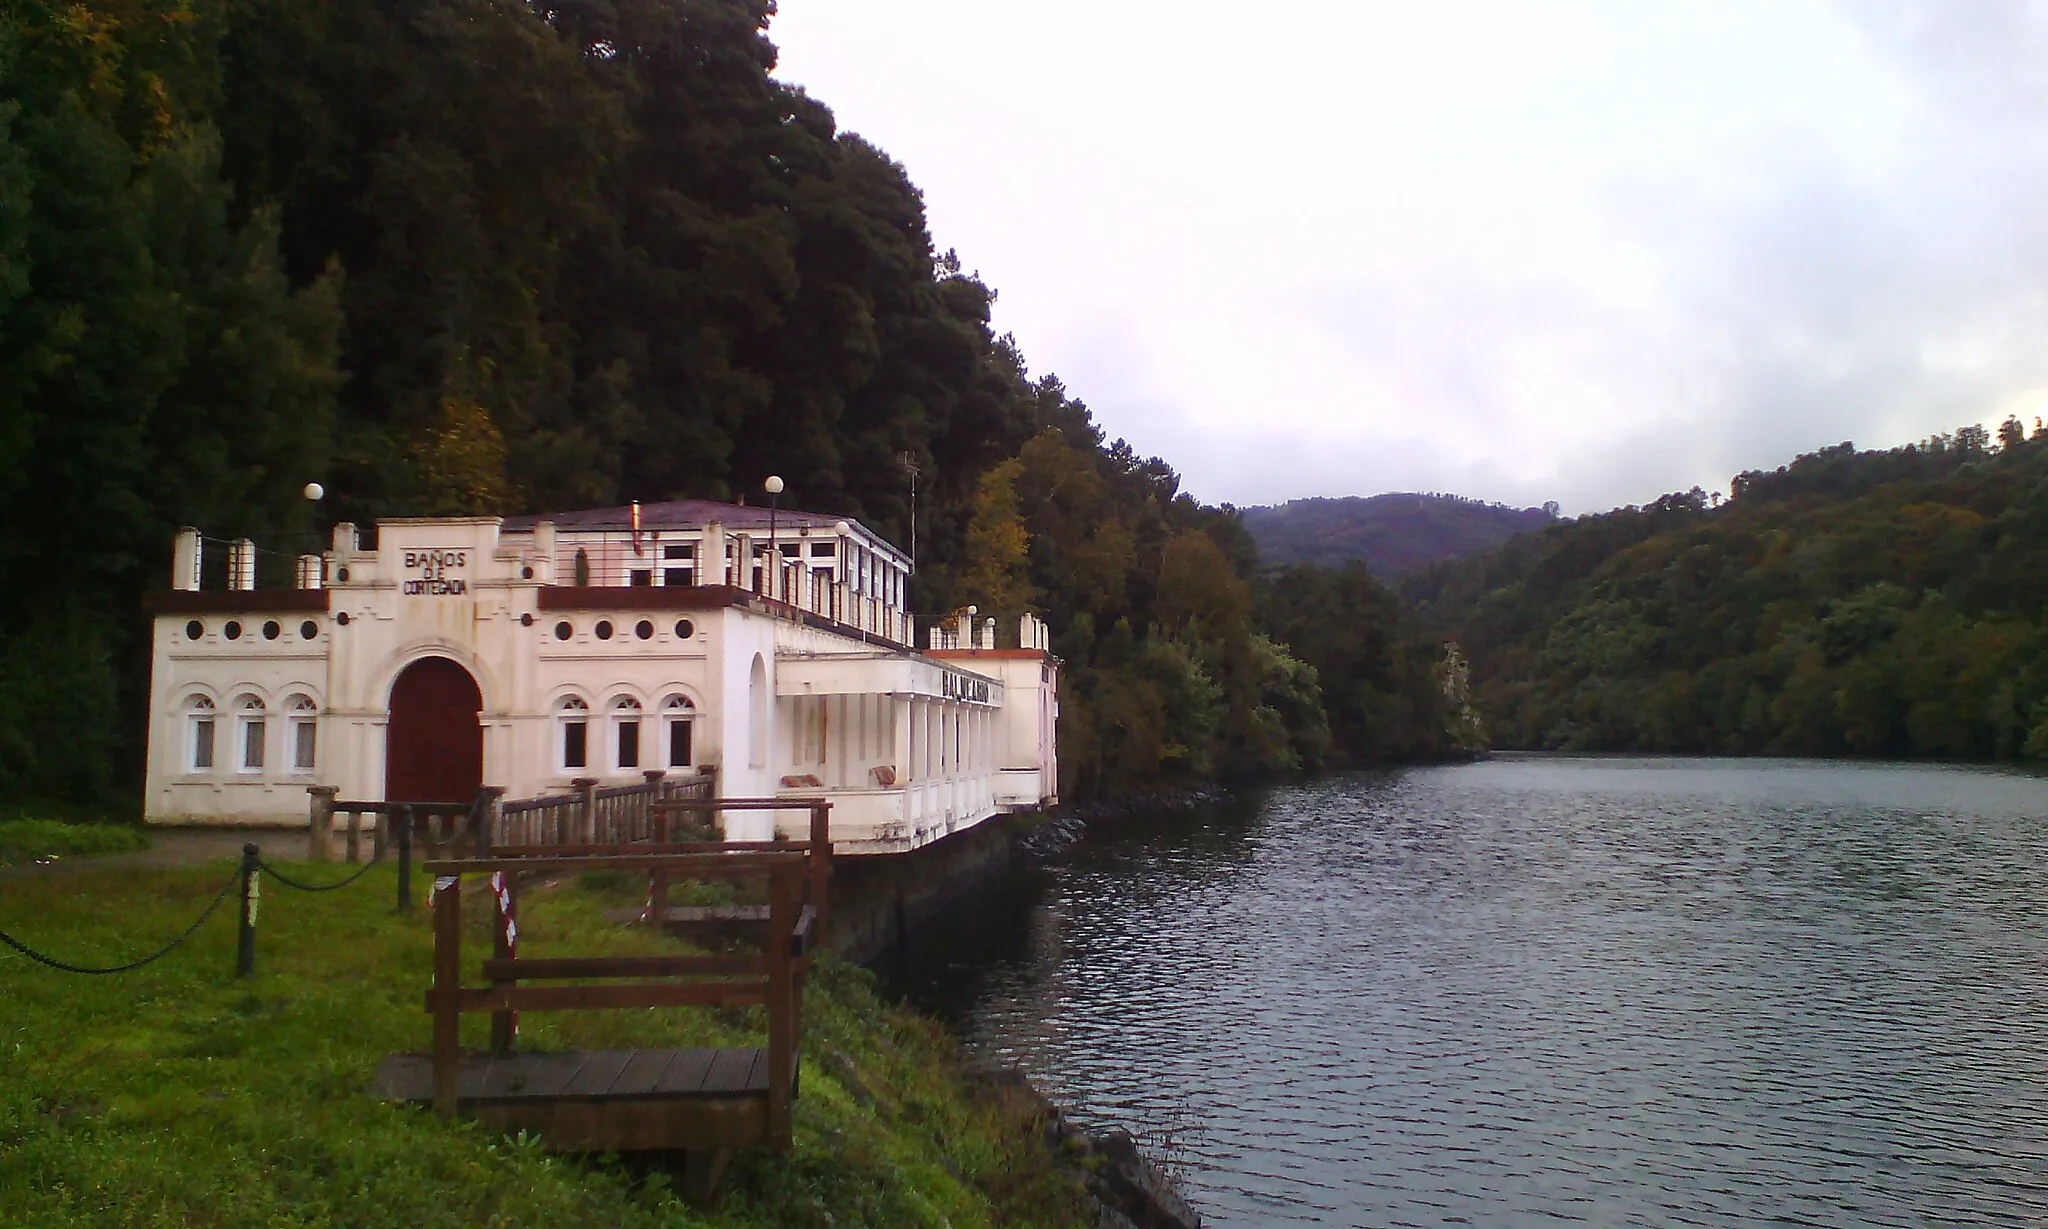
{"left": 0, "top": 853, "right": 1089, "bottom": 1228}
{"left": 0, "top": 817, "right": 149, "bottom": 866}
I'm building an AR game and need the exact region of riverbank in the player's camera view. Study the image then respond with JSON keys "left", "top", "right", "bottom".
{"left": 0, "top": 855, "right": 1096, "bottom": 1227}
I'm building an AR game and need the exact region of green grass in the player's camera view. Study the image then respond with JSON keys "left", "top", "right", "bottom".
{"left": 0, "top": 857, "right": 1090, "bottom": 1228}
{"left": 0, "top": 818, "right": 149, "bottom": 866}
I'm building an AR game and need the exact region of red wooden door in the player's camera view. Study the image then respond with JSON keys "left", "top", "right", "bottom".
{"left": 385, "top": 657, "right": 483, "bottom": 803}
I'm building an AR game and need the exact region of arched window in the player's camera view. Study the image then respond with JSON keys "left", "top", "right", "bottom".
{"left": 557, "top": 696, "right": 590, "bottom": 771}
{"left": 662, "top": 695, "right": 695, "bottom": 769}
{"left": 748, "top": 655, "right": 768, "bottom": 768}
{"left": 235, "top": 695, "right": 267, "bottom": 773}
{"left": 286, "top": 694, "right": 318, "bottom": 774}
{"left": 611, "top": 696, "right": 643, "bottom": 771}
{"left": 186, "top": 695, "right": 217, "bottom": 773}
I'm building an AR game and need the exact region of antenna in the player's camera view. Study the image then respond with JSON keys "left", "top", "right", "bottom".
{"left": 896, "top": 451, "right": 921, "bottom": 571}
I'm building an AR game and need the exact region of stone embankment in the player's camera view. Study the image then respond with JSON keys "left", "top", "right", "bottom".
{"left": 969, "top": 1065, "right": 1202, "bottom": 1229}
{"left": 1000, "top": 791, "right": 1230, "bottom": 1229}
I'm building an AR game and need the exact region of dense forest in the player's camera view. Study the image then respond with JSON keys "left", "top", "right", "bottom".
{"left": 0, "top": 0, "right": 1470, "bottom": 806}
{"left": 1244, "top": 493, "right": 1558, "bottom": 574}
{"left": 1405, "top": 421, "right": 2048, "bottom": 762}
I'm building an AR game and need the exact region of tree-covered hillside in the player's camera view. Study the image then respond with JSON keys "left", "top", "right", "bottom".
{"left": 1404, "top": 420, "right": 2048, "bottom": 762}
{"left": 1243, "top": 493, "right": 1557, "bottom": 575}
{"left": 0, "top": 0, "right": 1463, "bottom": 803}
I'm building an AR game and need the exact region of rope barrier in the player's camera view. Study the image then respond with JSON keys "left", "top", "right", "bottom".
{"left": 257, "top": 855, "right": 381, "bottom": 893}
{"left": 0, "top": 874, "right": 239, "bottom": 974}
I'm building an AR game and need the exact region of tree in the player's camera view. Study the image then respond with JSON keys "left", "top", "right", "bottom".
{"left": 956, "top": 456, "right": 1032, "bottom": 614}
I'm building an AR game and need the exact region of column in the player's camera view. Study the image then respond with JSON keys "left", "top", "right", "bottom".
{"left": 892, "top": 695, "right": 911, "bottom": 787}
{"left": 907, "top": 698, "right": 922, "bottom": 783}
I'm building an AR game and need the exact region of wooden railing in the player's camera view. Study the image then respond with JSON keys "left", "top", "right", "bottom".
{"left": 419, "top": 841, "right": 822, "bottom": 1150}
{"left": 308, "top": 768, "right": 717, "bottom": 861}
{"left": 494, "top": 767, "right": 716, "bottom": 848}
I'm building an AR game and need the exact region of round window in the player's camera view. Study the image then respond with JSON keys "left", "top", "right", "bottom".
{"left": 223, "top": 620, "right": 243, "bottom": 641}
{"left": 299, "top": 620, "right": 318, "bottom": 640}
{"left": 262, "top": 620, "right": 281, "bottom": 640}
{"left": 185, "top": 620, "right": 204, "bottom": 641}
{"left": 554, "top": 621, "right": 573, "bottom": 641}
{"left": 635, "top": 620, "right": 653, "bottom": 640}
{"left": 674, "top": 619, "right": 695, "bottom": 639}
{"left": 595, "top": 620, "right": 614, "bottom": 641}
{"left": 336, "top": 611, "right": 351, "bottom": 626}
{"left": 520, "top": 613, "right": 534, "bottom": 627}
{"left": 336, "top": 566, "right": 350, "bottom": 583}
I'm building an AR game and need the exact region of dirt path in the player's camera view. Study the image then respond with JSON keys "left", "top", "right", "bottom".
{"left": 2, "top": 827, "right": 311, "bottom": 879}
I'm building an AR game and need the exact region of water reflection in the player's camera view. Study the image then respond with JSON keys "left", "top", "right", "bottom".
{"left": 883, "top": 757, "right": 2048, "bottom": 1227}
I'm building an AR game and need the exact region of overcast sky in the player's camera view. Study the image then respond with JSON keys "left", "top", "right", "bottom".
{"left": 770, "top": 2, "right": 2048, "bottom": 514}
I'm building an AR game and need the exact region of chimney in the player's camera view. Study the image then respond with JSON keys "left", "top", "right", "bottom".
{"left": 228, "top": 539, "right": 256, "bottom": 591}
{"left": 295, "top": 554, "right": 323, "bottom": 590}
{"left": 172, "top": 527, "right": 202, "bottom": 591}
{"left": 533, "top": 520, "right": 557, "bottom": 583}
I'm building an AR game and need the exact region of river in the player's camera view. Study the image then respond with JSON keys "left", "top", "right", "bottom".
{"left": 879, "top": 756, "right": 2048, "bottom": 1227}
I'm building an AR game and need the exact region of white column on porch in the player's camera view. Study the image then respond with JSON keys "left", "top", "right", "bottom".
{"left": 892, "top": 695, "right": 910, "bottom": 785}
{"left": 906, "top": 697, "right": 923, "bottom": 782}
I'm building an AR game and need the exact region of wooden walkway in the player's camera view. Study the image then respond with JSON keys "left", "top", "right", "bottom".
{"left": 374, "top": 1047, "right": 788, "bottom": 1153}
{"left": 374, "top": 798, "right": 832, "bottom": 1197}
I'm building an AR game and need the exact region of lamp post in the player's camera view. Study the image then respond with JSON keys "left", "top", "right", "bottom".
{"left": 303, "top": 482, "right": 326, "bottom": 588}
{"left": 764, "top": 475, "right": 784, "bottom": 599}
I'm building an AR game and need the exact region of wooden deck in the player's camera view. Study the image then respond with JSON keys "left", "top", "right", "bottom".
{"left": 375, "top": 1047, "right": 792, "bottom": 1152}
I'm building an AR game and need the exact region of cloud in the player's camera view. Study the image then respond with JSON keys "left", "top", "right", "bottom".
{"left": 770, "top": 1, "right": 2048, "bottom": 513}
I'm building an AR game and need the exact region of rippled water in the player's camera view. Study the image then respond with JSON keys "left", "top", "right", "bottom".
{"left": 881, "top": 756, "right": 2048, "bottom": 1227}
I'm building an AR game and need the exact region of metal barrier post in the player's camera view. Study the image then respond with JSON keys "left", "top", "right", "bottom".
{"left": 397, "top": 806, "right": 415, "bottom": 911}
{"left": 236, "top": 843, "right": 260, "bottom": 978}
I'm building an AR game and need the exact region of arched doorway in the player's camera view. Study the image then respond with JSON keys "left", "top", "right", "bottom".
{"left": 385, "top": 657, "right": 483, "bottom": 803}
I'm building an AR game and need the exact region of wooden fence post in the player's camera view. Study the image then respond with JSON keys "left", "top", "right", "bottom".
{"left": 474, "top": 786, "right": 506, "bottom": 858}
{"left": 307, "top": 786, "right": 338, "bottom": 862}
{"left": 431, "top": 872, "right": 462, "bottom": 1117}
{"left": 641, "top": 769, "right": 666, "bottom": 842}
{"left": 765, "top": 863, "right": 795, "bottom": 1151}
{"left": 573, "top": 777, "right": 598, "bottom": 844}
{"left": 809, "top": 802, "right": 832, "bottom": 940}
{"left": 649, "top": 805, "right": 671, "bottom": 925}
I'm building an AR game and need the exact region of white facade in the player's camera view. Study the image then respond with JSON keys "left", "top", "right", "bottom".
{"left": 142, "top": 503, "right": 1059, "bottom": 854}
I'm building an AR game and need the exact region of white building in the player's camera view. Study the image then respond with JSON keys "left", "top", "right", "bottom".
{"left": 141, "top": 501, "right": 1059, "bottom": 853}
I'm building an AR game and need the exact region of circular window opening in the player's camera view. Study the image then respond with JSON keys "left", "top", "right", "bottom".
{"left": 336, "top": 611, "right": 351, "bottom": 626}
{"left": 554, "top": 621, "right": 573, "bottom": 641}
{"left": 262, "top": 620, "right": 281, "bottom": 640}
{"left": 521, "top": 565, "right": 534, "bottom": 580}
{"left": 299, "top": 620, "right": 318, "bottom": 640}
{"left": 223, "top": 620, "right": 243, "bottom": 641}
{"left": 336, "top": 566, "right": 350, "bottom": 583}
{"left": 674, "top": 619, "right": 695, "bottom": 639}
{"left": 595, "top": 620, "right": 614, "bottom": 641}
{"left": 185, "top": 620, "right": 204, "bottom": 641}
{"left": 635, "top": 620, "right": 653, "bottom": 640}
{"left": 520, "top": 613, "right": 534, "bottom": 627}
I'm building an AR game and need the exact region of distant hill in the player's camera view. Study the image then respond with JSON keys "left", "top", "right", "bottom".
{"left": 1399, "top": 421, "right": 2048, "bottom": 762}
{"left": 1242, "top": 493, "right": 1559, "bottom": 575}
